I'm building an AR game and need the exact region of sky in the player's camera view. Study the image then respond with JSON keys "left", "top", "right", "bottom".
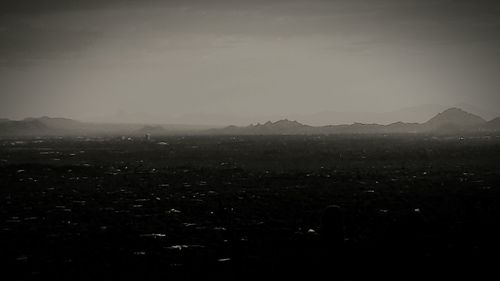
{"left": 1, "top": 0, "right": 500, "bottom": 125}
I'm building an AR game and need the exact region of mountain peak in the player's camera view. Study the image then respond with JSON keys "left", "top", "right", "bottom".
{"left": 441, "top": 107, "right": 468, "bottom": 114}
{"left": 425, "top": 107, "right": 486, "bottom": 130}
{"left": 258, "top": 119, "right": 306, "bottom": 129}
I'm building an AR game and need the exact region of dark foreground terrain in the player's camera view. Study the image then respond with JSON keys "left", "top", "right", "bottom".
{"left": 1, "top": 135, "right": 500, "bottom": 280}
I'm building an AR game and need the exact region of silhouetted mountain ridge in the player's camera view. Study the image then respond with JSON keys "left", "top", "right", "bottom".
{"left": 0, "top": 116, "right": 213, "bottom": 136}
{"left": 23, "top": 116, "right": 83, "bottom": 130}
{"left": 1, "top": 108, "right": 499, "bottom": 136}
{"left": 251, "top": 119, "right": 309, "bottom": 129}
{"left": 213, "top": 108, "right": 499, "bottom": 135}
{"left": 220, "top": 119, "right": 313, "bottom": 135}
{"left": 0, "top": 119, "right": 50, "bottom": 135}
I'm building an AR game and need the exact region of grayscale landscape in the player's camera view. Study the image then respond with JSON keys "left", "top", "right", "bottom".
{"left": 1, "top": 0, "right": 500, "bottom": 280}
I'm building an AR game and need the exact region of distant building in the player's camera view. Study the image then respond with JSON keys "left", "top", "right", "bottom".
{"left": 145, "top": 134, "right": 151, "bottom": 141}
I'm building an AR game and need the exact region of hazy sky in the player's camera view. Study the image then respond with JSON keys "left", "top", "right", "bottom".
{"left": 1, "top": 0, "right": 500, "bottom": 124}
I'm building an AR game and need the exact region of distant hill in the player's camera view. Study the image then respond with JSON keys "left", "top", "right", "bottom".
{"left": 0, "top": 119, "right": 50, "bottom": 135}
{"left": 422, "top": 108, "right": 486, "bottom": 132}
{"left": 384, "top": 122, "right": 421, "bottom": 133}
{"left": 0, "top": 117, "right": 87, "bottom": 136}
{"left": 0, "top": 116, "right": 103, "bottom": 136}
{"left": 213, "top": 119, "right": 313, "bottom": 135}
{"left": 251, "top": 120, "right": 311, "bottom": 134}
{"left": 0, "top": 117, "right": 213, "bottom": 136}
{"left": 23, "top": 116, "right": 83, "bottom": 131}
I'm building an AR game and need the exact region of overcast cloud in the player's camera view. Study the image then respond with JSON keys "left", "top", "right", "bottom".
{"left": 1, "top": 0, "right": 499, "bottom": 124}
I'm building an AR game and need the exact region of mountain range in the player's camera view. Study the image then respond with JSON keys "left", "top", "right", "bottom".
{"left": 212, "top": 108, "right": 499, "bottom": 135}
{"left": 87, "top": 104, "right": 499, "bottom": 127}
{"left": 0, "top": 108, "right": 499, "bottom": 136}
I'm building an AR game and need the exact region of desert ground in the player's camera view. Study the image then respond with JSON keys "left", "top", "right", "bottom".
{"left": 1, "top": 134, "right": 499, "bottom": 279}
